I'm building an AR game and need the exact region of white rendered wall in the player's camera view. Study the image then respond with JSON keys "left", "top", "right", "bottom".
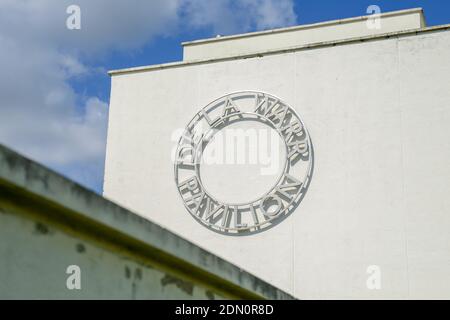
{"left": 182, "top": 8, "right": 425, "bottom": 61}
{"left": 104, "top": 29, "right": 450, "bottom": 299}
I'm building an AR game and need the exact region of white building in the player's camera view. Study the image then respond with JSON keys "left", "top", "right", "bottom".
{"left": 104, "top": 8, "right": 450, "bottom": 299}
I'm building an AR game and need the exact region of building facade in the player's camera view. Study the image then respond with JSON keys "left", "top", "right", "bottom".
{"left": 104, "top": 8, "right": 450, "bottom": 299}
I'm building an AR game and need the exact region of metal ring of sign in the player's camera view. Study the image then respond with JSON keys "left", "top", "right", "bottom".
{"left": 174, "top": 91, "right": 313, "bottom": 234}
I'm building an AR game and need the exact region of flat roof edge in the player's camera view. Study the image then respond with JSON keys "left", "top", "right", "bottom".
{"left": 181, "top": 8, "right": 424, "bottom": 47}
{"left": 109, "top": 24, "right": 450, "bottom": 76}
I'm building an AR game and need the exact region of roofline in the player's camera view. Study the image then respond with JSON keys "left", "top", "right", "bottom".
{"left": 181, "top": 7, "right": 424, "bottom": 47}
{"left": 109, "top": 23, "right": 450, "bottom": 76}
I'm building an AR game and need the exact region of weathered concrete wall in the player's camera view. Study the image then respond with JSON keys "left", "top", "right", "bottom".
{"left": 0, "top": 145, "right": 292, "bottom": 299}
{"left": 104, "top": 16, "right": 450, "bottom": 299}
{"left": 0, "top": 210, "right": 222, "bottom": 299}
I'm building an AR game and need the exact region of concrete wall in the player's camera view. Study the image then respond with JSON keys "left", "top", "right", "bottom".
{"left": 0, "top": 145, "right": 291, "bottom": 299}
{"left": 104, "top": 23, "right": 450, "bottom": 299}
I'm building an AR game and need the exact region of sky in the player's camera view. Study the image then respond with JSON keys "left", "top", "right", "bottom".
{"left": 0, "top": 0, "right": 449, "bottom": 194}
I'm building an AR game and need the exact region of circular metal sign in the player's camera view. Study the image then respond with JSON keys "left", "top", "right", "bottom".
{"left": 174, "top": 91, "right": 313, "bottom": 234}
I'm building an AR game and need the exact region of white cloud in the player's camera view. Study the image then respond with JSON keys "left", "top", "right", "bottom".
{"left": 0, "top": 0, "right": 297, "bottom": 192}
{"left": 181, "top": 0, "right": 297, "bottom": 35}
{"left": 250, "top": 0, "right": 297, "bottom": 30}
{"left": 0, "top": 0, "right": 180, "bottom": 192}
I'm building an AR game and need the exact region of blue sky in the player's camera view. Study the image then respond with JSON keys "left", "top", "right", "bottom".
{"left": 0, "top": 0, "right": 449, "bottom": 194}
